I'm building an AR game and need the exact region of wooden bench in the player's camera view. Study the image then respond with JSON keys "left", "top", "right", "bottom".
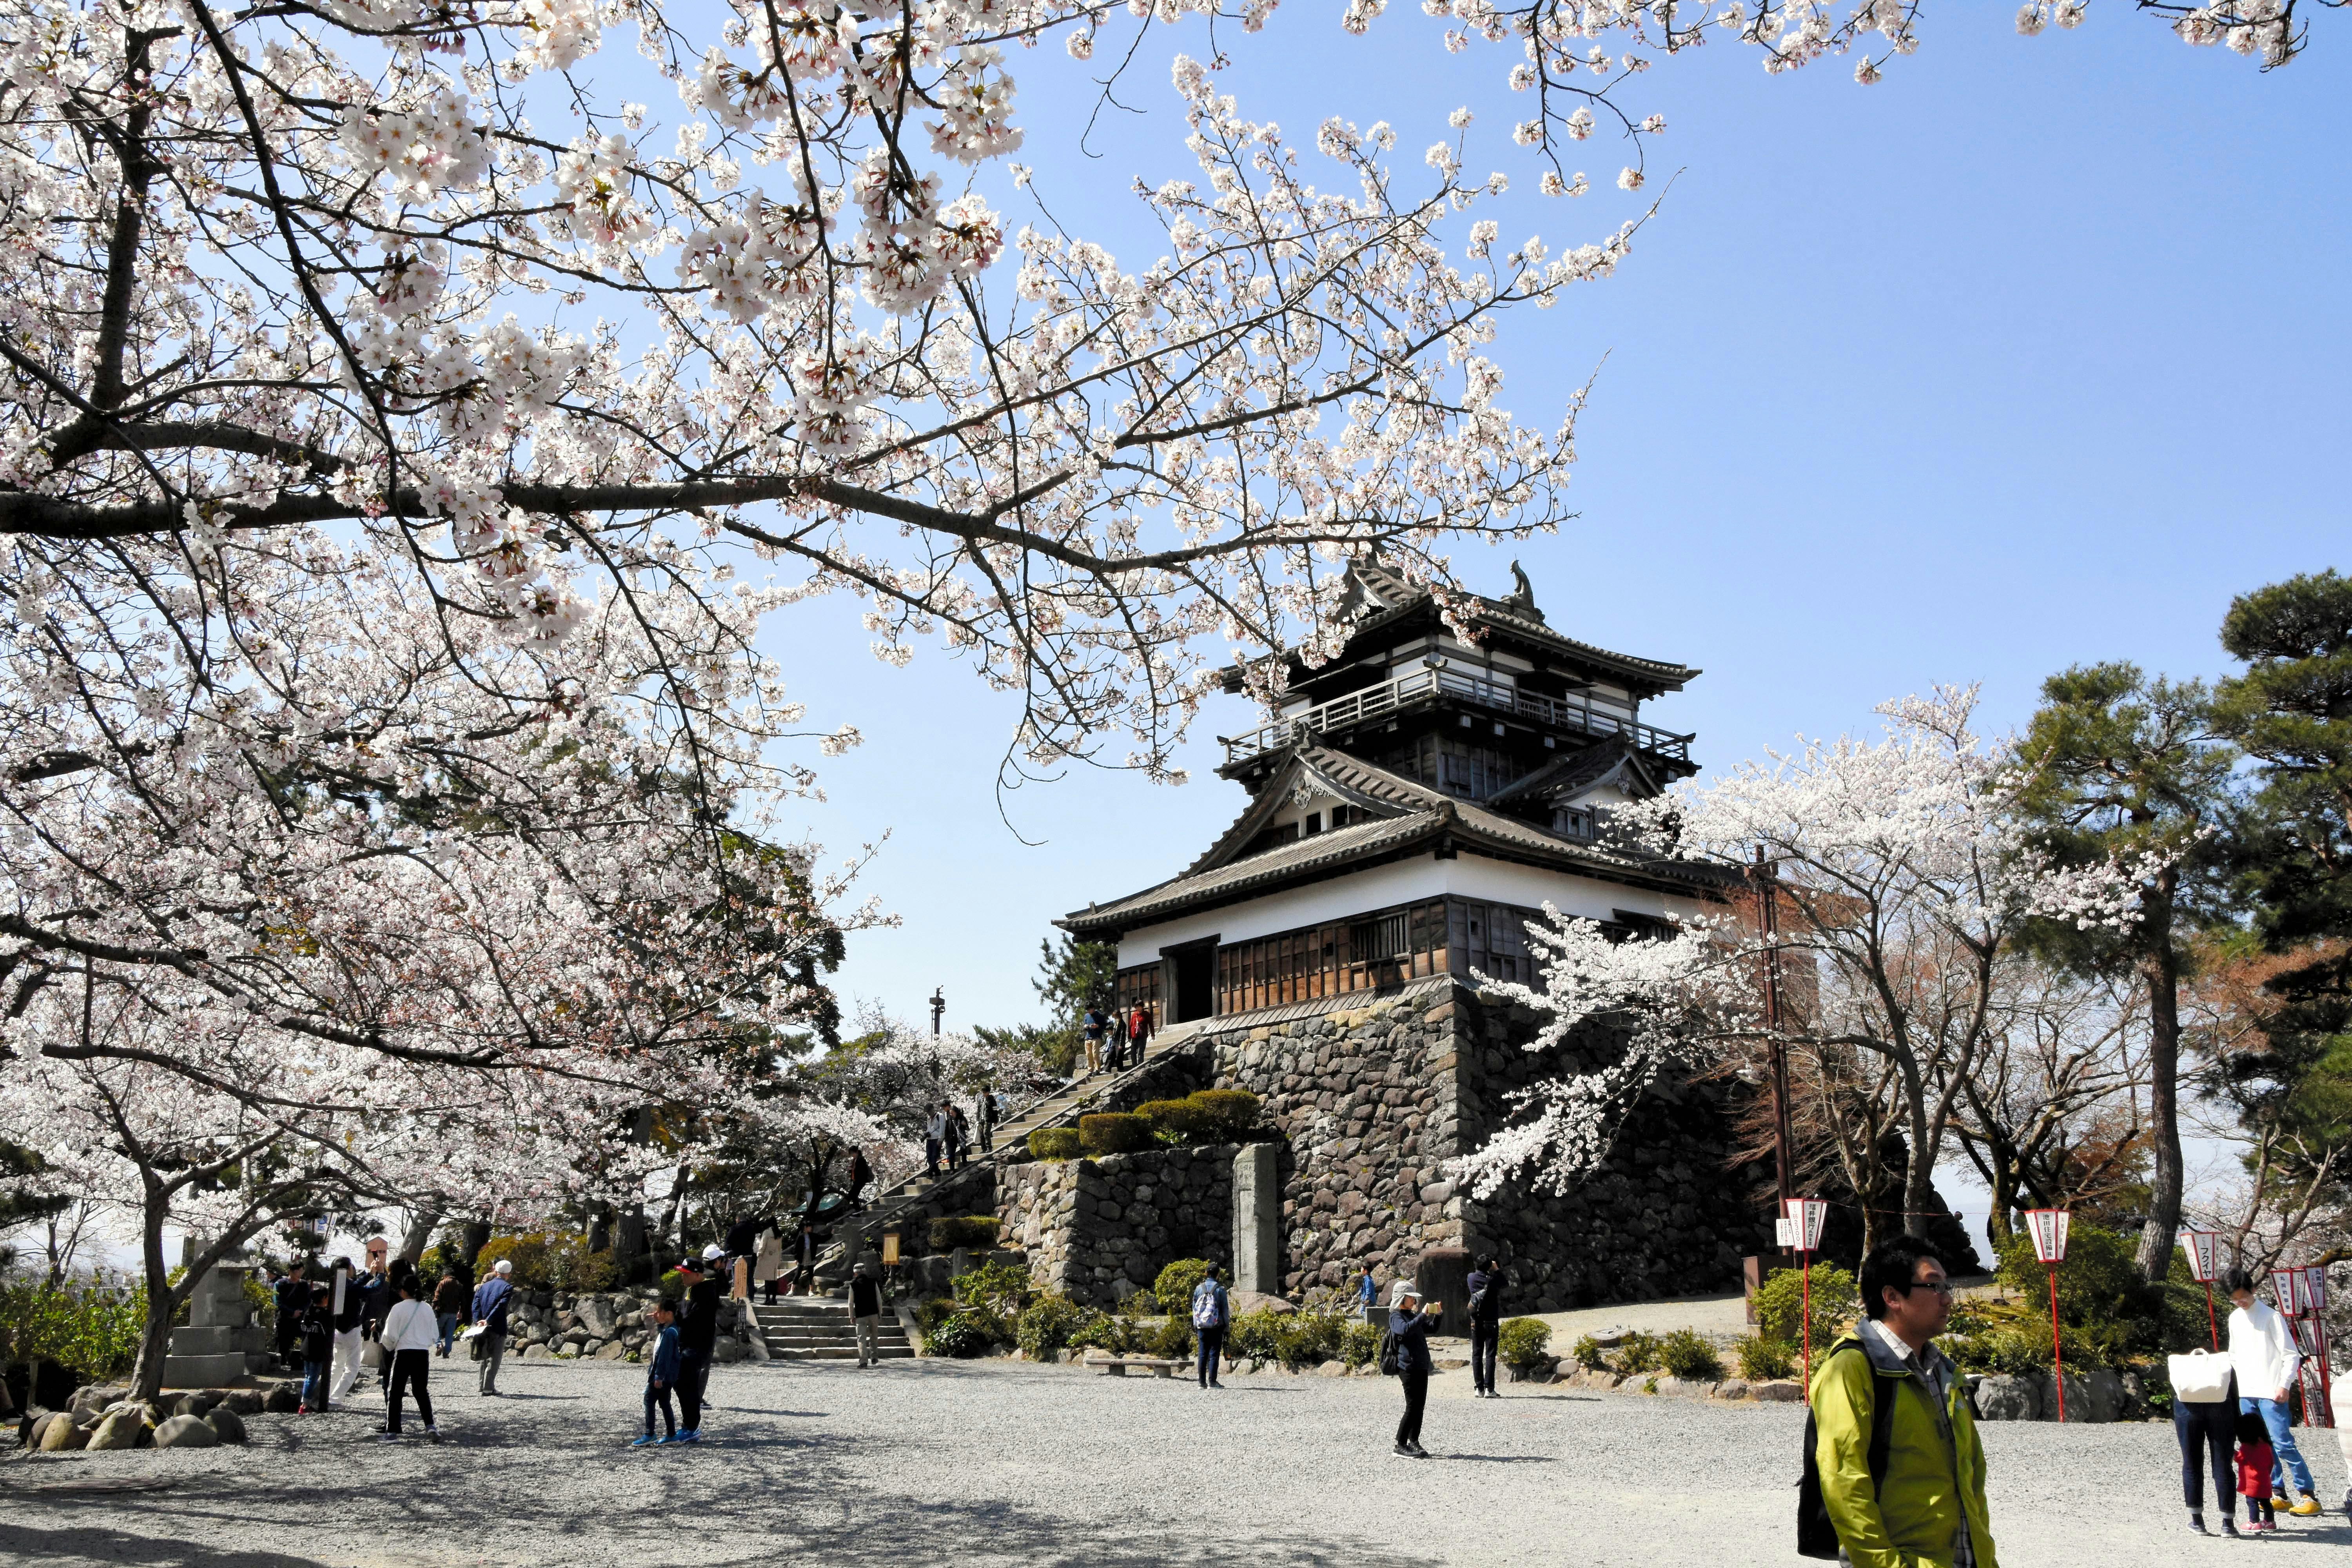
{"left": 1082, "top": 1353, "right": 1186, "bottom": 1379}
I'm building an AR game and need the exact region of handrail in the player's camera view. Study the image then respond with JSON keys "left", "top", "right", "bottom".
{"left": 1219, "top": 666, "right": 1693, "bottom": 768}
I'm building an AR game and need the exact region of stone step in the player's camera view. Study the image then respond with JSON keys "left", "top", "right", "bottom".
{"left": 767, "top": 1346, "right": 916, "bottom": 1361}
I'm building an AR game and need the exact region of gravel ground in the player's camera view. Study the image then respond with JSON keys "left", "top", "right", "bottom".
{"left": 5, "top": 1356, "right": 2348, "bottom": 1568}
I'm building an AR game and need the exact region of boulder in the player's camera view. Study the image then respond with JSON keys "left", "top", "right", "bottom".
{"left": 172, "top": 1390, "right": 224, "bottom": 1418}
{"left": 575, "top": 1296, "right": 619, "bottom": 1340}
{"left": 1973, "top": 1374, "right": 2040, "bottom": 1422}
{"left": 1750, "top": 1380, "right": 1805, "bottom": 1403}
{"left": 2034, "top": 1369, "right": 2123, "bottom": 1423}
{"left": 222, "top": 1390, "right": 265, "bottom": 1416}
{"left": 594, "top": 1341, "right": 630, "bottom": 1361}
{"left": 712, "top": 1339, "right": 746, "bottom": 1363}
{"left": 263, "top": 1384, "right": 299, "bottom": 1414}
{"left": 204, "top": 1406, "right": 248, "bottom": 1445}
{"left": 38, "top": 1413, "right": 88, "bottom": 1452}
{"left": 1713, "top": 1378, "right": 1751, "bottom": 1401}
{"left": 154, "top": 1413, "right": 220, "bottom": 1449}
{"left": 1505, "top": 1361, "right": 1552, "bottom": 1383}
{"left": 87, "top": 1410, "right": 144, "bottom": 1451}
{"left": 1313, "top": 1359, "right": 1350, "bottom": 1377}
{"left": 1228, "top": 1291, "right": 1297, "bottom": 1316}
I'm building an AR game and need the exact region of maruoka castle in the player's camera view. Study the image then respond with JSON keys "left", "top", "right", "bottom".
{"left": 1008, "top": 561, "right": 1775, "bottom": 1313}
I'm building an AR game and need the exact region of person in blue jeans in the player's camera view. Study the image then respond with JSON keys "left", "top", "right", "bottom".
{"left": 2225, "top": 1269, "right": 2318, "bottom": 1515}
{"left": 297, "top": 1284, "right": 335, "bottom": 1414}
{"left": 1191, "top": 1265, "right": 1230, "bottom": 1389}
{"left": 634, "top": 1299, "right": 681, "bottom": 1447}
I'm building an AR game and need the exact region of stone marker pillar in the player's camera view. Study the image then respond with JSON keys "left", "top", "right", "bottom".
{"left": 1231, "top": 1143, "right": 1280, "bottom": 1296}
{"left": 164, "top": 1245, "right": 259, "bottom": 1387}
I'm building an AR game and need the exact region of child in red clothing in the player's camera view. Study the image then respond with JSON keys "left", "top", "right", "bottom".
{"left": 2237, "top": 1406, "right": 2279, "bottom": 1532}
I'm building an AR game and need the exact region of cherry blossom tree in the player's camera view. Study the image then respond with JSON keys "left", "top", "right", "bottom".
{"left": 1459, "top": 686, "right": 2144, "bottom": 1243}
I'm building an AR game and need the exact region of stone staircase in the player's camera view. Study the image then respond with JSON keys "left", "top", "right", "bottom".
{"left": 748, "top": 1298, "right": 914, "bottom": 1361}
{"left": 813, "top": 1021, "right": 1209, "bottom": 1283}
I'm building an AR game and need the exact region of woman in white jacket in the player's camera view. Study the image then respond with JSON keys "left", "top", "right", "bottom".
{"left": 378, "top": 1275, "right": 442, "bottom": 1441}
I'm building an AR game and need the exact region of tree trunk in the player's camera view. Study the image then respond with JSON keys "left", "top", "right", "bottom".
{"left": 398, "top": 1209, "right": 439, "bottom": 1262}
{"left": 2135, "top": 899, "right": 2185, "bottom": 1282}
{"left": 127, "top": 1287, "right": 178, "bottom": 1406}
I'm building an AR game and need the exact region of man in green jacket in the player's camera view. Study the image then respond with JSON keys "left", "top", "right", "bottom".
{"left": 1813, "top": 1238, "right": 1998, "bottom": 1568}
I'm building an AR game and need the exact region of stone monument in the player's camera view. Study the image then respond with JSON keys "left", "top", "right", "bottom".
{"left": 162, "top": 1241, "right": 270, "bottom": 1387}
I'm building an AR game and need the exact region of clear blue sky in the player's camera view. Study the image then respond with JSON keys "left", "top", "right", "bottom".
{"left": 769, "top": 13, "right": 2348, "bottom": 1045}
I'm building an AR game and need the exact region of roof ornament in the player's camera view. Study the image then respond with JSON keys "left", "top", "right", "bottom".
{"left": 1505, "top": 560, "right": 1544, "bottom": 622}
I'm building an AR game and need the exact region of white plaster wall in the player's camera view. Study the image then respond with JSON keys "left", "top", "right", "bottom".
{"left": 1112, "top": 851, "right": 1707, "bottom": 966}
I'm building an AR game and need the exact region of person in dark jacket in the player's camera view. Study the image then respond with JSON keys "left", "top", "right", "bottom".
{"left": 1466, "top": 1256, "right": 1503, "bottom": 1398}
{"left": 472, "top": 1259, "right": 516, "bottom": 1396}
{"left": 274, "top": 1261, "right": 310, "bottom": 1370}
{"left": 1388, "top": 1282, "right": 1438, "bottom": 1457}
{"left": 850, "top": 1261, "right": 886, "bottom": 1367}
{"left": 633, "top": 1299, "right": 682, "bottom": 1447}
{"left": 431, "top": 1272, "right": 468, "bottom": 1357}
{"left": 849, "top": 1148, "right": 873, "bottom": 1209}
{"left": 298, "top": 1285, "right": 336, "bottom": 1413}
{"left": 674, "top": 1250, "right": 723, "bottom": 1442}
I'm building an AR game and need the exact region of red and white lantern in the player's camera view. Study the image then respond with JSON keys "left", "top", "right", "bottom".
{"left": 2274, "top": 1269, "right": 2303, "bottom": 1316}
{"left": 2024, "top": 1209, "right": 2073, "bottom": 1421}
{"left": 2025, "top": 1208, "right": 2071, "bottom": 1265}
{"left": 1786, "top": 1196, "right": 1829, "bottom": 1405}
{"left": 1775, "top": 1216, "right": 1797, "bottom": 1250}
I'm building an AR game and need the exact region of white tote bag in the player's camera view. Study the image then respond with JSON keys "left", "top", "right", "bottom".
{"left": 2168, "top": 1350, "right": 2233, "bottom": 1404}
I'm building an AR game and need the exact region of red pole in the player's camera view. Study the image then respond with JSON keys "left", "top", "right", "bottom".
{"left": 1801, "top": 1254, "right": 1813, "bottom": 1406}
{"left": 2203, "top": 1283, "right": 2219, "bottom": 1354}
{"left": 2047, "top": 1264, "right": 2067, "bottom": 1423}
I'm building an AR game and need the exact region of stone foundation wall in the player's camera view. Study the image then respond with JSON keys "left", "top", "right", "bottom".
{"left": 1194, "top": 976, "right": 1768, "bottom": 1311}
{"left": 996, "top": 1145, "right": 1240, "bottom": 1307}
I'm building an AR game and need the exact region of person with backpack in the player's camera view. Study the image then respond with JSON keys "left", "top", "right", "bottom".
{"left": 1382, "top": 1281, "right": 1438, "bottom": 1458}
{"left": 1191, "top": 1265, "right": 1230, "bottom": 1389}
{"left": 1801, "top": 1237, "right": 1996, "bottom": 1568}
{"left": 1466, "top": 1256, "right": 1503, "bottom": 1398}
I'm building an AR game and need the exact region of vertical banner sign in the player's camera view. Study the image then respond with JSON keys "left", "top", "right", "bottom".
{"left": 1775, "top": 1217, "right": 1797, "bottom": 1250}
{"left": 2185, "top": 1231, "right": 2223, "bottom": 1352}
{"left": 1786, "top": 1197, "right": 1829, "bottom": 1404}
{"left": 2025, "top": 1209, "right": 2071, "bottom": 1422}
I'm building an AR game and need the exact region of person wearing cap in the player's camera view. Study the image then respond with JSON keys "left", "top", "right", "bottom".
{"left": 472, "top": 1258, "right": 516, "bottom": 1396}
{"left": 673, "top": 1247, "right": 725, "bottom": 1441}
{"left": 850, "top": 1261, "right": 886, "bottom": 1368}
{"left": 1387, "top": 1281, "right": 1438, "bottom": 1457}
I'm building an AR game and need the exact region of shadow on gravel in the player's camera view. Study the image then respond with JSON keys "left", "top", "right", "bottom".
{"left": 0, "top": 1521, "right": 321, "bottom": 1568}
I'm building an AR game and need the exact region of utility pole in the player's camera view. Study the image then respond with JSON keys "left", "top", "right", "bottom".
{"left": 1751, "top": 847, "right": 1796, "bottom": 1221}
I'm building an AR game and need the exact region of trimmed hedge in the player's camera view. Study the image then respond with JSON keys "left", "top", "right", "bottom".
{"left": 1153, "top": 1258, "right": 1213, "bottom": 1318}
{"left": 1657, "top": 1327, "right": 1723, "bottom": 1381}
{"left": 1028, "top": 1127, "right": 1081, "bottom": 1160}
{"left": 1498, "top": 1317, "right": 1553, "bottom": 1370}
{"left": 1735, "top": 1334, "right": 1797, "bottom": 1381}
{"left": 1188, "top": 1089, "right": 1259, "bottom": 1140}
{"left": 1134, "top": 1098, "right": 1198, "bottom": 1140}
{"left": 928, "top": 1215, "right": 1000, "bottom": 1252}
{"left": 1078, "top": 1113, "right": 1153, "bottom": 1155}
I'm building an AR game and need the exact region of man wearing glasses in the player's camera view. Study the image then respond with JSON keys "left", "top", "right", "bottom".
{"left": 1810, "top": 1239, "right": 1999, "bottom": 1568}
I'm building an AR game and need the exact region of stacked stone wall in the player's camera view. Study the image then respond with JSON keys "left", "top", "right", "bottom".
{"left": 996, "top": 1144, "right": 1239, "bottom": 1307}
{"left": 1194, "top": 977, "right": 1769, "bottom": 1310}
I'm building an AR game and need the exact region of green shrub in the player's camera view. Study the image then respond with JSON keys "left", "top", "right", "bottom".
{"left": 472, "top": 1232, "right": 614, "bottom": 1292}
{"left": 929, "top": 1215, "right": 1001, "bottom": 1252}
{"left": 1497, "top": 1317, "right": 1553, "bottom": 1370}
{"left": 1225, "top": 1308, "right": 1287, "bottom": 1364}
{"left": 1068, "top": 1308, "right": 1131, "bottom": 1355}
{"left": 1153, "top": 1258, "right": 1214, "bottom": 1318}
{"left": 1615, "top": 1330, "right": 1662, "bottom": 1374}
{"left": 1148, "top": 1316, "right": 1196, "bottom": 1358}
{"left": 0, "top": 1272, "right": 147, "bottom": 1377}
{"left": 1341, "top": 1320, "right": 1383, "bottom": 1368}
{"left": 1734, "top": 1335, "right": 1797, "bottom": 1381}
{"left": 915, "top": 1296, "right": 960, "bottom": 1336}
{"left": 659, "top": 1268, "right": 687, "bottom": 1298}
{"left": 1657, "top": 1328, "right": 1723, "bottom": 1381}
{"left": 951, "top": 1258, "right": 1031, "bottom": 1312}
{"left": 1136, "top": 1099, "right": 1201, "bottom": 1141}
{"left": 1754, "top": 1265, "right": 1859, "bottom": 1349}
{"left": 1078, "top": 1113, "right": 1154, "bottom": 1155}
{"left": 1015, "top": 1294, "right": 1093, "bottom": 1360}
{"left": 1272, "top": 1309, "right": 1348, "bottom": 1369}
{"left": 1187, "top": 1089, "right": 1260, "bottom": 1142}
{"left": 1992, "top": 1223, "right": 2174, "bottom": 1357}
{"left": 1570, "top": 1334, "right": 1609, "bottom": 1371}
{"left": 925, "top": 1311, "right": 989, "bottom": 1358}
{"left": 1029, "top": 1127, "right": 1081, "bottom": 1160}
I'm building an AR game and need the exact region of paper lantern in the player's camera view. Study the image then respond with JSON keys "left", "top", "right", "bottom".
{"left": 2274, "top": 1270, "right": 2303, "bottom": 1316}
{"left": 1785, "top": 1197, "right": 1827, "bottom": 1254}
{"left": 2299, "top": 1265, "right": 2328, "bottom": 1313}
{"left": 2024, "top": 1208, "right": 2070, "bottom": 1265}
{"left": 1774, "top": 1216, "right": 1797, "bottom": 1249}
{"left": 2185, "top": 1230, "right": 2221, "bottom": 1284}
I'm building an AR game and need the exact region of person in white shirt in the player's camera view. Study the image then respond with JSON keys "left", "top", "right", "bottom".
{"left": 2224, "top": 1269, "right": 2316, "bottom": 1515}
{"left": 377, "top": 1274, "right": 443, "bottom": 1441}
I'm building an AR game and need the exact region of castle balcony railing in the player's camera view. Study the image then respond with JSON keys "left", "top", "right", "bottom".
{"left": 1217, "top": 665, "right": 1694, "bottom": 769}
